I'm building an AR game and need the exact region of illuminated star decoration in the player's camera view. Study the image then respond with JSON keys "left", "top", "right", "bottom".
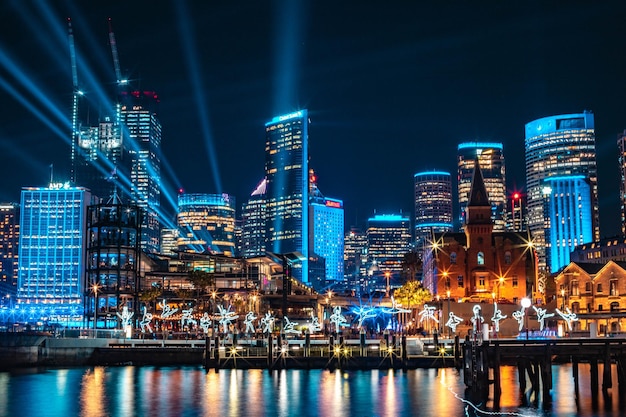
{"left": 350, "top": 305, "right": 377, "bottom": 329}
{"left": 159, "top": 299, "right": 178, "bottom": 319}
{"left": 284, "top": 316, "right": 300, "bottom": 334}
{"left": 330, "top": 306, "right": 349, "bottom": 332}
{"left": 139, "top": 306, "right": 153, "bottom": 333}
{"left": 419, "top": 304, "right": 439, "bottom": 324}
{"left": 215, "top": 304, "right": 239, "bottom": 333}
{"left": 491, "top": 303, "right": 507, "bottom": 332}
{"left": 381, "top": 296, "right": 412, "bottom": 315}
{"left": 445, "top": 312, "right": 463, "bottom": 333}
{"left": 116, "top": 305, "right": 134, "bottom": 328}
{"left": 470, "top": 305, "right": 483, "bottom": 328}
{"left": 532, "top": 306, "right": 555, "bottom": 331}
{"left": 555, "top": 307, "right": 578, "bottom": 331}
{"left": 303, "top": 314, "right": 323, "bottom": 333}
{"left": 181, "top": 308, "right": 197, "bottom": 328}
{"left": 244, "top": 311, "right": 257, "bottom": 334}
{"left": 260, "top": 312, "right": 275, "bottom": 333}
{"left": 199, "top": 312, "right": 212, "bottom": 333}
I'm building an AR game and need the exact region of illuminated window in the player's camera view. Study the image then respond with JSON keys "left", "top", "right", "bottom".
{"left": 477, "top": 252, "right": 484, "bottom": 265}
{"left": 450, "top": 252, "right": 457, "bottom": 264}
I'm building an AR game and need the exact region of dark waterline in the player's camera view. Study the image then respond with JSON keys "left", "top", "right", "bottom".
{"left": 0, "top": 364, "right": 623, "bottom": 417}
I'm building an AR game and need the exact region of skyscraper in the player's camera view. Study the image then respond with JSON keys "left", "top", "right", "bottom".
{"left": 121, "top": 91, "right": 162, "bottom": 254}
{"left": 177, "top": 193, "right": 236, "bottom": 256}
{"left": 0, "top": 203, "right": 19, "bottom": 297}
{"left": 414, "top": 171, "right": 453, "bottom": 245}
{"left": 457, "top": 142, "right": 507, "bottom": 232}
{"left": 265, "top": 110, "right": 309, "bottom": 283}
{"left": 241, "top": 179, "right": 267, "bottom": 259}
{"left": 309, "top": 178, "right": 344, "bottom": 288}
{"left": 525, "top": 112, "right": 598, "bottom": 270}
{"left": 344, "top": 227, "right": 368, "bottom": 290}
{"left": 618, "top": 130, "right": 626, "bottom": 235}
{"left": 543, "top": 176, "right": 593, "bottom": 273}
{"left": 17, "top": 183, "right": 92, "bottom": 317}
{"left": 366, "top": 214, "right": 411, "bottom": 285}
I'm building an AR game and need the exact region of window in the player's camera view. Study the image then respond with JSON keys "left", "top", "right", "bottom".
{"left": 477, "top": 252, "right": 484, "bottom": 265}
{"left": 571, "top": 281, "right": 579, "bottom": 296}
{"left": 572, "top": 302, "right": 580, "bottom": 313}
{"left": 478, "top": 276, "right": 485, "bottom": 287}
{"left": 610, "top": 280, "right": 618, "bottom": 296}
{"left": 457, "top": 275, "right": 464, "bottom": 288}
{"left": 504, "top": 251, "right": 511, "bottom": 265}
{"left": 512, "top": 275, "right": 518, "bottom": 288}
{"left": 611, "top": 302, "right": 620, "bottom": 312}
{"left": 597, "top": 283, "right": 603, "bottom": 293}
{"left": 585, "top": 282, "right": 591, "bottom": 293}
{"left": 450, "top": 252, "right": 457, "bottom": 264}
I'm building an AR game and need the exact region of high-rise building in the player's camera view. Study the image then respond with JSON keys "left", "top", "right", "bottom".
{"left": 366, "top": 214, "right": 412, "bottom": 287}
{"left": 17, "top": 183, "right": 92, "bottom": 317}
{"left": 309, "top": 180, "right": 344, "bottom": 288}
{"left": 265, "top": 110, "right": 309, "bottom": 283}
{"left": 344, "top": 227, "right": 368, "bottom": 291}
{"left": 525, "top": 112, "right": 598, "bottom": 271}
{"left": 0, "top": 203, "right": 19, "bottom": 297}
{"left": 542, "top": 176, "right": 593, "bottom": 273}
{"left": 177, "top": 193, "right": 236, "bottom": 256}
{"left": 509, "top": 192, "right": 526, "bottom": 232}
{"left": 457, "top": 142, "right": 507, "bottom": 232}
{"left": 121, "top": 91, "right": 162, "bottom": 254}
{"left": 160, "top": 228, "right": 179, "bottom": 255}
{"left": 414, "top": 171, "right": 453, "bottom": 245}
{"left": 241, "top": 179, "right": 267, "bottom": 258}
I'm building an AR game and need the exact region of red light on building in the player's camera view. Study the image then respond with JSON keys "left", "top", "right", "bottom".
{"left": 513, "top": 193, "right": 520, "bottom": 199}
{"left": 325, "top": 200, "right": 342, "bottom": 208}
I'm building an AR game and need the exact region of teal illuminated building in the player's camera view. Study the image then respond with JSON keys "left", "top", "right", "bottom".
{"left": 265, "top": 110, "right": 309, "bottom": 283}
{"left": 16, "top": 183, "right": 92, "bottom": 319}
{"left": 366, "top": 214, "right": 412, "bottom": 287}
{"left": 525, "top": 112, "right": 598, "bottom": 271}
{"left": 543, "top": 176, "right": 593, "bottom": 273}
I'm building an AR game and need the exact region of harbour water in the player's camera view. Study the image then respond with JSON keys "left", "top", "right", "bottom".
{"left": 0, "top": 364, "right": 623, "bottom": 417}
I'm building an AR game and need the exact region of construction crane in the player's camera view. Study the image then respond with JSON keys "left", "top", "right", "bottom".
{"left": 67, "top": 17, "right": 82, "bottom": 184}
{"left": 108, "top": 18, "right": 126, "bottom": 87}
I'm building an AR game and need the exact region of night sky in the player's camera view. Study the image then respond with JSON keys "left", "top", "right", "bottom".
{"left": 1, "top": 1, "right": 626, "bottom": 236}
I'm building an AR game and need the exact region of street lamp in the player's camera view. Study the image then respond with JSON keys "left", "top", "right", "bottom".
{"left": 446, "top": 290, "right": 451, "bottom": 337}
{"left": 521, "top": 297, "right": 531, "bottom": 340}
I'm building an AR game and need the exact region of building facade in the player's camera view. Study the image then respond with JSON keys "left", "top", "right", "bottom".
{"left": 310, "top": 195, "right": 344, "bottom": 288}
{"left": 17, "top": 183, "right": 92, "bottom": 318}
{"left": 414, "top": 171, "right": 453, "bottom": 245}
{"left": 525, "top": 112, "right": 598, "bottom": 271}
{"left": 264, "top": 110, "right": 309, "bottom": 283}
{"left": 0, "top": 203, "right": 19, "bottom": 297}
{"left": 366, "top": 214, "right": 412, "bottom": 286}
{"left": 121, "top": 90, "right": 162, "bottom": 254}
{"left": 457, "top": 142, "right": 507, "bottom": 232}
{"left": 618, "top": 130, "right": 626, "bottom": 235}
{"left": 543, "top": 176, "right": 593, "bottom": 273}
{"left": 241, "top": 179, "right": 267, "bottom": 259}
{"left": 177, "top": 193, "right": 236, "bottom": 256}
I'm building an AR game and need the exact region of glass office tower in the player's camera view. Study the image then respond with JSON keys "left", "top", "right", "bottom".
{"left": 310, "top": 196, "right": 345, "bottom": 286}
{"left": 241, "top": 179, "right": 267, "bottom": 259}
{"left": 414, "top": 171, "right": 453, "bottom": 245}
{"left": 525, "top": 112, "right": 598, "bottom": 270}
{"left": 17, "top": 183, "right": 91, "bottom": 317}
{"left": 265, "top": 110, "right": 309, "bottom": 283}
{"left": 457, "top": 142, "right": 507, "bottom": 232}
{"left": 177, "top": 193, "right": 236, "bottom": 256}
{"left": 0, "top": 203, "right": 19, "bottom": 297}
{"left": 366, "top": 214, "right": 412, "bottom": 279}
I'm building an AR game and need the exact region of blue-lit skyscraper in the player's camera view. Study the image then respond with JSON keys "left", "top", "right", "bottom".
{"left": 525, "top": 112, "right": 598, "bottom": 271}
{"left": 17, "top": 183, "right": 91, "bottom": 316}
{"left": 241, "top": 179, "right": 267, "bottom": 259}
{"left": 265, "top": 110, "right": 309, "bottom": 283}
{"left": 177, "top": 193, "right": 236, "bottom": 256}
{"left": 309, "top": 176, "right": 344, "bottom": 288}
{"left": 414, "top": 171, "right": 453, "bottom": 245}
{"left": 543, "top": 176, "right": 593, "bottom": 273}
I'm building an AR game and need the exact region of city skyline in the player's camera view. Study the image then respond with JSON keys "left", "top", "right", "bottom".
{"left": 2, "top": 2, "right": 626, "bottom": 234}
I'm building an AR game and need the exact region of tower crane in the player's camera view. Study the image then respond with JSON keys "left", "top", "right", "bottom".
{"left": 67, "top": 17, "right": 82, "bottom": 184}
{"left": 108, "top": 18, "right": 126, "bottom": 87}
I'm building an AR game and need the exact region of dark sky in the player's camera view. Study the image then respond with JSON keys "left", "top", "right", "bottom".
{"left": 1, "top": 1, "right": 626, "bottom": 236}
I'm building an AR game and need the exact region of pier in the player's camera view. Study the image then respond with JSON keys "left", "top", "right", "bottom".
{"left": 464, "top": 337, "right": 626, "bottom": 408}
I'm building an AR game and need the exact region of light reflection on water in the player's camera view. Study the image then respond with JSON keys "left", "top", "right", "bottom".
{"left": 0, "top": 364, "right": 624, "bottom": 416}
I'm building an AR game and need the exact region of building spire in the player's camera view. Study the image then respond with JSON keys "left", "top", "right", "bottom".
{"left": 468, "top": 157, "right": 490, "bottom": 208}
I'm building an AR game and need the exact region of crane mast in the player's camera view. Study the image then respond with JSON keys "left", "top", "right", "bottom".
{"left": 68, "top": 17, "right": 81, "bottom": 184}
{"left": 108, "top": 18, "right": 124, "bottom": 87}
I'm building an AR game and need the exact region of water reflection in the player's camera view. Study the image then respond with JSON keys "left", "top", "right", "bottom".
{"left": 1, "top": 365, "right": 626, "bottom": 416}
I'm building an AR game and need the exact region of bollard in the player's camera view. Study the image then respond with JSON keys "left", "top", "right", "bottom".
{"left": 267, "top": 334, "right": 273, "bottom": 369}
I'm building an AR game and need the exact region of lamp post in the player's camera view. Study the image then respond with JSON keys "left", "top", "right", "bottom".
{"left": 446, "top": 290, "right": 451, "bottom": 337}
{"left": 498, "top": 276, "right": 504, "bottom": 301}
{"left": 521, "top": 297, "right": 531, "bottom": 340}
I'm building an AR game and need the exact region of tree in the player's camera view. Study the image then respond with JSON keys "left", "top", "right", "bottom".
{"left": 393, "top": 281, "right": 432, "bottom": 310}
{"left": 188, "top": 270, "right": 215, "bottom": 310}
{"left": 140, "top": 286, "right": 162, "bottom": 311}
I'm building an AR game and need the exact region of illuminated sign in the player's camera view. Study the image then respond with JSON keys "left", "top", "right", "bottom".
{"left": 325, "top": 200, "right": 342, "bottom": 208}
{"left": 267, "top": 110, "right": 305, "bottom": 125}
